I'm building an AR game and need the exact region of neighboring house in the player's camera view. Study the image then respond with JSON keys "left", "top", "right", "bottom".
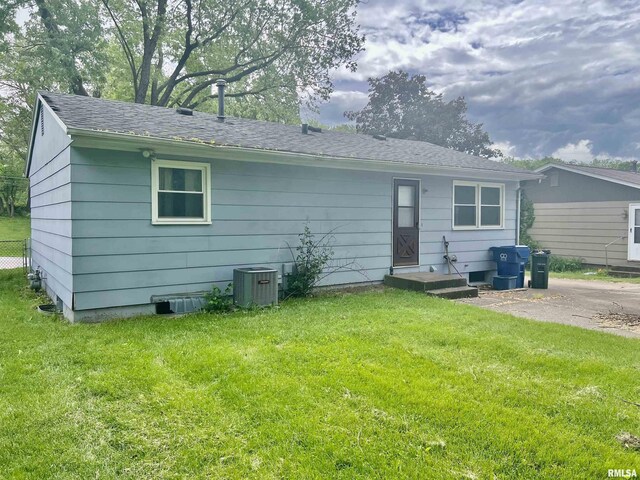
{"left": 26, "top": 90, "right": 539, "bottom": 321}
{"left": 523, "top": 163, "right": 640, "bottom": 268}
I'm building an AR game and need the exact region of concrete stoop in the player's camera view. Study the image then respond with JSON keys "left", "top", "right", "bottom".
{"left": 426, "top": 286, "right": 479, "bottom": 299}
{"left": 383, "top": 273, "right": 478, "bottom": 299}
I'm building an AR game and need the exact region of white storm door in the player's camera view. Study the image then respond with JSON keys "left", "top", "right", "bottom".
{"left": 628, "top": 204, "right": 640, "bottom": 261}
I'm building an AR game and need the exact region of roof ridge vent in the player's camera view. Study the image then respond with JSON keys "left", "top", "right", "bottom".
{"left": 308, "top": 125, "right": 322, "bottom": 133}
{"left": 373, "top": 134, "right": 386, "bottom": 141}
{"left": 176, "top": 107, "right": 193, "bottom": 116}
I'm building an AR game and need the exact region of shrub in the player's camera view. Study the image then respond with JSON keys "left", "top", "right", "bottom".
{"left": 203, "top": 283, "right": 233, "bottom": 313}
{"left": 286, "top": 225, "right": 334, "bottom": 298}
{"left": 548, "top": 256, "right": 583, "bottom": 272}
{"left": 519, "top": 191, "right": 540, "bottom": 250}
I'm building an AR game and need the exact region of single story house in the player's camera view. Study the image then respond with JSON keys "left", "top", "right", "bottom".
{"left": 26, "top": 90, "right": 539, "bottom": 321}
{"left": 523, "top": 163, "right": 640, "bottom": 269}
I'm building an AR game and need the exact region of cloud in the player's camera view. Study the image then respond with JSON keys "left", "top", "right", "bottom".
{"left": 319, "top": 0, "right": 640, "bottom": 160}
{"left": 551, "top": 138, "right": 639, "bottom": 164}
{"left": 491, "top": 140, "right": 519, "bottom": 158}
{"left": 551, "top": 139, "right": 595, "bottom": 163}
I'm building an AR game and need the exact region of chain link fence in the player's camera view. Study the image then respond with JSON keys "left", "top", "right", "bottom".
{"left": 0, "top": 240, "right": 30, "bottom": 273}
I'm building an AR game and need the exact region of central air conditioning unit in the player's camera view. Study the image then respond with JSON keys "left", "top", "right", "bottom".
{"left": 233, "top": 267, "right": 278, "bottom": 308}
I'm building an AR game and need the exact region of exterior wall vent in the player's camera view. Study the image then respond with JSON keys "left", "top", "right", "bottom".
{"left": 233, "top": 267, "right": 278, "bottom": 308}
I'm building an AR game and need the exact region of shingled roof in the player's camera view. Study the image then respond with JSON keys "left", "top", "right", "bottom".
{"left": 38, "top": 91, "right": 534, "bottom": 177}
{"left": 536, "top": 163, "right": 640, "bottom": 189}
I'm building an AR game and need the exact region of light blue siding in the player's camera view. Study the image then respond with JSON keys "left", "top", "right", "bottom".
{"left": 28, "top": 105, "right": 73, "bottom": 307}
{"left": 68, "top": 146, "right": 518, "bottom": 312}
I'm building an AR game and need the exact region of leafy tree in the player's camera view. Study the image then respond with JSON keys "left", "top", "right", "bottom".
{"left": 518, "top": 190, "right": 538, "bottom": 249}
{"left": 97, "top": 0, "right": 363, "bottom": 108}
{"left": 590, "top": 158, "right": 637, "bottom": 171}
{"left": 503, "top": 156, "right": 637, "bottom": 172}
{"left": 346, "top": 70, "right": 501, "bottom": 158}
{"left": 0, "top": 158, "right": 28, "bottom": 217}
{"left": 501, "top": 156, "right": 564, "bottom": 171}
{"left": 0, "top": 0, "right": 107, "bottom": 205}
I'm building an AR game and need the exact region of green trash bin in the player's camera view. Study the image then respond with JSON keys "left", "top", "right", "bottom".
{"left": 529, "top": 250, "right": 550, "bottom": 289}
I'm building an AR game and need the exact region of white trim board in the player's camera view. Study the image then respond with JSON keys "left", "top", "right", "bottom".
{"left": 452, "top": 180, "right": 505, "bottom": 230}
{"left": 151, "top": 158, "right": 212, "bottom": 225}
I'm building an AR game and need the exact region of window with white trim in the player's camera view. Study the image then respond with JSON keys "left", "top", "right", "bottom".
{"left": 152, "top": 159, "right": 211, "bottom": 224}
{"left": 453, "top": 181, "right": 504, "bottom": 229}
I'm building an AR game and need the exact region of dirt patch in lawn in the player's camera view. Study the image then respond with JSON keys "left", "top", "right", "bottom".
{"left": 594, "top": 312, "right": 640, "bottom": 334}
{"left": 616, "top": 432, "right": 640, "bottom": 451}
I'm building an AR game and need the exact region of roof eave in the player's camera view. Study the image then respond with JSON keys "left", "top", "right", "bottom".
{"left": 535, "top": 163, "right": 640, "bottom": 190}
{"left": 66, "top": 127, "right": 543, "bottom": 181}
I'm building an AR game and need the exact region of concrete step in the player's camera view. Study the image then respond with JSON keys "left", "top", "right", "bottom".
{"left": 384, "top": 273, "right": 467, "bottom": 292}
{"left": 426, "top": 286, "right": 479, "bottom": 299}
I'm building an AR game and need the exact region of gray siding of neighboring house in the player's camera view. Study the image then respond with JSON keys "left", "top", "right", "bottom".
{"left": 69, "top": 146, "right": 518, "bottom": 313}
{"left": 28, "top": 106, "right": 73, "bottom": 307}
{"left": 523, "top": 167, "right": 640, "bottom": 267}
{"left": 528, "top": 201, "right": 631, "bottom": 267}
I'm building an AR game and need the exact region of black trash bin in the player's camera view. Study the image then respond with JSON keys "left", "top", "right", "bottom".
{"left": 529, "top": 250, "right": 550, "bottom": 289}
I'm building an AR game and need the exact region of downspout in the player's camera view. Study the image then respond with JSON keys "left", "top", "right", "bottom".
{"left": 515, "top": 183, "right": 522, "bottom": 245}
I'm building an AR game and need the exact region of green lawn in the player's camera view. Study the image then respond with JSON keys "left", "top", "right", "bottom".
{"left": 0, "top": 216, "right": 30, "bottom": 241}
{"left": 551, "top": 270, "right": 640, "bottom": 284}
{"left": 0, "top": 270, "right": 638, "bottom": 479}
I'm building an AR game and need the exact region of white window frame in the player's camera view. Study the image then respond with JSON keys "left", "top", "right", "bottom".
{"left": 452, "top": 180, "right": 505, "bottom": 230}
{"left": 151, "top": 159, "right": 211, "bottom": 225}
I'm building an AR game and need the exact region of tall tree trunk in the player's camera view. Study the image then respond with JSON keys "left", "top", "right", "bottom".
{"left": 134, "top": 0, "right": 167, "bottom": 104}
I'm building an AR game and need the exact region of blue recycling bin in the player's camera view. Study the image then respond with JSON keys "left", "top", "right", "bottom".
{"left": 490, "top": 246, "right": 530, "bottom": 288}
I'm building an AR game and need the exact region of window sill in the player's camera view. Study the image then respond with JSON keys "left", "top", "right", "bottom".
{"left": 152, "top": 220, "right": 212, "bottom": 226}
{"left": 452, "top": 226, "right": 505, "bottom": 231}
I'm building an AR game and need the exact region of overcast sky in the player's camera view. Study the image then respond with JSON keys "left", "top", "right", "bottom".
{"left": 315, "top": 0, "right": 640, "bottom": 162}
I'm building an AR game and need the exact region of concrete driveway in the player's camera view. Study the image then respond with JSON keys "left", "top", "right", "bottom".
{"left": 457, "top": 277, "right": 640, "bottom": 338}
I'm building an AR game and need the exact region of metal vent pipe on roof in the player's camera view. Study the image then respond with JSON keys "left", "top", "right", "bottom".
{"left": 216, "top": 79, "right": 226, "bottom": 122}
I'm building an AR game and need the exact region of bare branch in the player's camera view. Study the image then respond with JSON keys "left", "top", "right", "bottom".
{"left": 101, "top": 0, "right": 138, "bottom": 86}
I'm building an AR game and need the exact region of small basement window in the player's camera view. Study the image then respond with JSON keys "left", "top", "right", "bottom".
{"left": 152, "top": 159, "right": 211, "bottom": 224}
{"left": 468, "top": 271, "right": 488, "bottom": 283}
{"left": 453, "top": 181, "right": 504, "bottom": 229}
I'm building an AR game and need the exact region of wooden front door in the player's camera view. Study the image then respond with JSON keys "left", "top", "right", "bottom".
{"left": 393, "top": 179, "right": 420, "bottom": 266}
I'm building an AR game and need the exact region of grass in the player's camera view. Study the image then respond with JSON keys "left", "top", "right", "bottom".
{"left": 551, "top": 270, "right": 640, "bottom": 284}
{"left": 0, "top": 216, "right": 30, "bottom": 241}
{"left": 0, "top": 216, "right": 30, "bottom": 258}
{"left": 0, "top": 270, "right": 639, "bottom": 479}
